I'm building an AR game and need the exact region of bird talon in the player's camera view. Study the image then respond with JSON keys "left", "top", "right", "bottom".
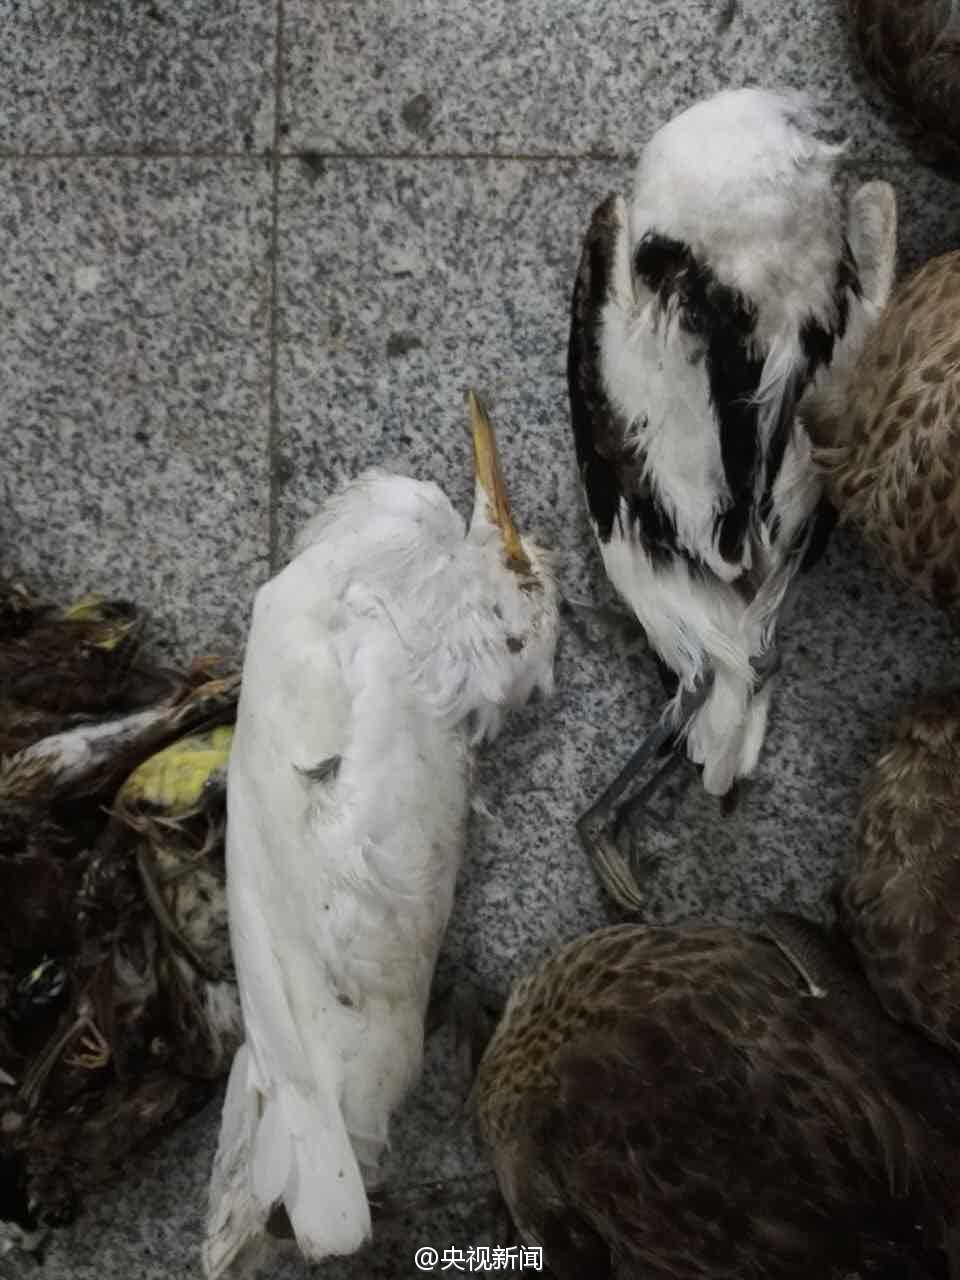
{"left": 578, "top": 819, "right": 646, "bottom": 914}
{"left": 65, "top": 1021, "right": 111, "bottom": 1070}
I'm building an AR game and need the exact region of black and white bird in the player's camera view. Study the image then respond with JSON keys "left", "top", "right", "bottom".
{"left": 567, "top": 88, "right": 897, "bottom": 908}
{"left": 203, "top": 393, "right": 558, "bottom": 1277}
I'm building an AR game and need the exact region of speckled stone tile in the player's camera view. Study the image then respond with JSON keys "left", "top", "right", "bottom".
{"left": 0, "top": 159, "right": 272, "bottom": 659}
{"left": 281, "top": 0, "right": 951, "bottom": 164}
{"left": 4, "top": 1096, "right": 304, "bottom": 1280}
{"left": 0, "top": 0, "right": 274, "bottom": 153}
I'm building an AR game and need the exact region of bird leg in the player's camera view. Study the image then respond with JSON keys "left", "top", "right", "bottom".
{"left": 750, "top": 645, "right": 782, "bottom": 684}
{"left": 426, "top": 982, "right": 501, "bottom": 1063}
{"left": 154, "top": 814, "right": 224, "bottom": 884}
{"left": 577, "top": 674, "right": 714, "bottom": 912}
{"left": 613, "top": 748, "right": 688, "bottom": 840}
{"left": 559, "top": 595, "right": 649, "bottom": 644}
{"left": 135, "top": 844, "right": 224, "bottom": 982}
{"left": 19, "top": 1010, "right": 111, "bottom": 1108}
{"left": 64, "top": 1020, "right": 111, "bottom": 1070}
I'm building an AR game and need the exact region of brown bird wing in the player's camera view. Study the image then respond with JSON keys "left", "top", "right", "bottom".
{"left": 479, "top": 925, "right": 952, "bottom": 1280}
{"left": 841, "top": 691, "right": 960, "bottom": 1057}
{"left": 822, "top": 252, "right": 960, "bottom": 614}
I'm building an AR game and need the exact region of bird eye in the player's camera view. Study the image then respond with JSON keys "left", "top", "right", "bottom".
{"left": 506, "top": 636, "right": 525, "bottom": 653}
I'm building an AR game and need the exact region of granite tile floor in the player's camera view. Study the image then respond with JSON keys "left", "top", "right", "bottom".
{"left": 2, "top": 0, "right": 960, "bottom": 1276}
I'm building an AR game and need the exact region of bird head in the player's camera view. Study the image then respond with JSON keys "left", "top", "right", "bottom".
{"left": 458, "top": 390, "right": 558, "bottom": 743}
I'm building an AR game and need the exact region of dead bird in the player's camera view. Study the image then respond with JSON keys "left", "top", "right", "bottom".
{"left": 0, "top": 720, "right": 240, "bottom": 1246}
{"left": 0, "top": 578, "right": 242, "bottom": 1248}
{"left": 105, "top": 723, "right": 239, "bottom": 1076}
{"left": 204, "top": 393, "right": 557, "bottom": 1278}
{"left": 0, "top": 594, "right": 144, "bottom": 716}
{"left": 807, "top": 250, "right": 960, "bottom": 622}
{"left": 848, "top": 0, "right": 960, "bottom": 162}
{"left": 0, "top": 579, "right": 47, "bottom": 640}
{"left": 568, "top": 88, "right": 897, "bottom": 910}
{"left": 0, "top": 669, "right": 240, "bottom": 848}
{"left": 0, "top": 586, "right": 227, "bottom": 758}
{"left": 474, "top": 915, "right": 960, "bottom": 1280}
{"left": 839, "top": 688, "right": 960, "bottom": 1059}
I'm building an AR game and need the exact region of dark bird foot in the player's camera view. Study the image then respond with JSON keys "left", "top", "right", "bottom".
{"left": 426, "top": 979, "right": 503, "bottom": 1106}
{"left": 577, "top": 678, "right": 712, "bottom": 912}
{"left": 559, "top": 595, "right": 648, "bottom": 646}
{"left": 720, "top": 782, "right": 741, "bottom": 816}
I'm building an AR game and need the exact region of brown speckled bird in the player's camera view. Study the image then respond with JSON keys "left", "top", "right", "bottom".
{"left": 0, "top": 583, "right": 241, "bottom": 1253}
{"left": 0, "top": 586, "right": 201, "bottom": 759}
{"left": 848, "top": 0, "right": 960, "bottom": 160}
{"left": 808, "top": 250, "right": 960, "bottom": 621}
{"left": 839, "top": 689, "right": 960, "bottom": 1059}
{"left": 0, "top": 595, "right": 142, "bottom": 714}
{"left": 0, "top": 579, "right": 46, "bottom": 639}
{"left": 0, "top": 719, "right": 240, "bottom": 1251}
{"left": 0, "top": 663, "right": 239, "bottom": 851}
{"left": 473, "top": 915, "right": 960, "bottom": 1280}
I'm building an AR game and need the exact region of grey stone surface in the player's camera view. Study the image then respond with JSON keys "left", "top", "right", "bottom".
{"left": 2, "top": 0, "right": 960, "bottom": 1274}
{"left": 281, "top": 0, "right": 957, "bottom": 163}
{"left": 0, "top": 1, "right": 275, "bottom": 154}
{"left": 0, "top": 159, "right": 273, "bottom": 660}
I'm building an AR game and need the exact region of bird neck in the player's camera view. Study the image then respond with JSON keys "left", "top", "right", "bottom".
{"left": 399, "top": 541, "right": 523, "bottom": 737}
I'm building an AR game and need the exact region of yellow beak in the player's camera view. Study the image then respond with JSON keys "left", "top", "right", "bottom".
{"left": 468, "top": 389, "right": 532, "bottom": 576}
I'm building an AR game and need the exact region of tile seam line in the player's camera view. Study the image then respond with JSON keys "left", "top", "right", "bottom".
{"left": 0, "top": 149, "right": 627, "bottom": 162}
{"left": 279, "top": 149, "right": 627, "bottom": 161}
{"left": 267, "top": 0, "right": 284, "bottom": 573}
{"left": 0, "top": 150, "right": 265, "bottom": 160}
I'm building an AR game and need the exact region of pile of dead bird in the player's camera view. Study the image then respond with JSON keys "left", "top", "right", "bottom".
{"left": 0, "top": 584, "right": 241, "bottom": 1251}
{"left": 5, "top": 9, "right": 960, "bottom": 1278}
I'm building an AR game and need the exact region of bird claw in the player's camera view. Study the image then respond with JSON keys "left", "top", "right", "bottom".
{"left": 577, "top": 686, "right": 707, "bottom": 911}
{"left": 65, "top": 1021, "right": 111, "bottom": 1070}
{"left": 577, "top": 817, "right": 647, "bottom": 914}
{"left": 189, "top": 654, "right": 229, "bottom": 681}
{"left": 157, "top": 816, "right": 224, "bottom": 883}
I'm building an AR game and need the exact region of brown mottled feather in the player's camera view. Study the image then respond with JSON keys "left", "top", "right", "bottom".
{"left": 0, "top": 583, "right": 240, "bottom": 1238}
{"left": 0, "top": 600, "right": 145, "bottom": 715}
{"left": 809, "top": 251, "right": 960, "bottom": 618}
{"left": 840, "top": 689, "right": 960, "bottom": 1058}
{"left": 849, "top": 0, "right": 960, "bottom": 158}
{"left": 475, "top": 923, "right": 959, "bottom": 1280}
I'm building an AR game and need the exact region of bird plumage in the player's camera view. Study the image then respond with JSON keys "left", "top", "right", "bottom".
{"left": 0, "top": 666, "right": 240, "bottom": 1253}
{"left": 474, "top": 917, "right": 960, "bottom": 1280}
{"left": 848, "top": 0, "right": 960, "bottom": 160}
{"left": 204, "top": 398, "right": 557, "bottom": 1277}
{"left": 839, "top": 689, "right": 960, "bottom": 1059}
{"left": 568, "top": 89, "right": 897, "bottom": 798}
{"left": 0, "top": 672, "right": 240, "bottom": 848}
{"left": 807, "top": 250, "right": 960, "bottom": 620}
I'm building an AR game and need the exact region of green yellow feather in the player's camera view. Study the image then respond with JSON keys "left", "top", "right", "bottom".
{"left": 118, "top": 725, "right": 234, "bottom": 815}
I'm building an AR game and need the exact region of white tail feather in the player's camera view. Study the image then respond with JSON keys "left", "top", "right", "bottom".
{"left": 687, "top": 667, "right": 752, "bottom": 795}
{"left": 203, "top": 1045, "right": 267, "bottom": 1280}
{"left": 274, "top": 1086, "right": 370, "bottom": 1259}
{"left": 203, "top": 1043, "right": 371, "bottom": 1279}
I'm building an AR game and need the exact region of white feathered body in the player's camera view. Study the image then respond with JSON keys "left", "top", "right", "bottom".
{"left": 569, "top": 89, "right": 896, "bottom": 794}
{"left": 204, "top": 471, "right": 556, "bottom": 1277}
